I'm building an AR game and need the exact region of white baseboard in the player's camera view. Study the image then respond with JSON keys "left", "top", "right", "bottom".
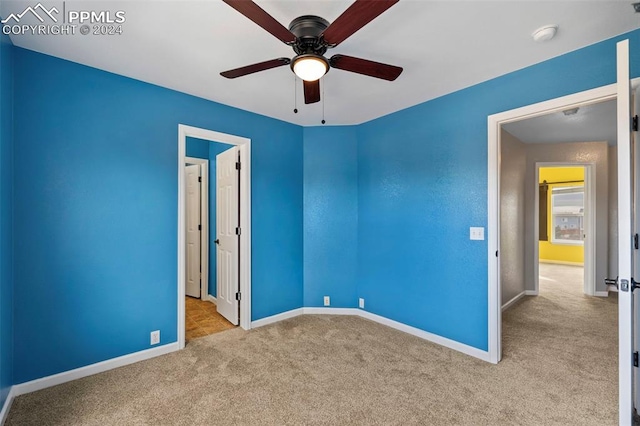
{"left": 594, "top": 290, "right": 609, "bottom": 297}
{"left": 302, "top": 307, "right": 360, "bottom": 315}
{"left": 0, "top": 386, "right": 15, "bottom": 426}
{"left": 539, "top": 260, "right": 584, "bottom": 267}
{"left": 358, "top": 310, "right": 492, "bottom": 362}
{"left": 205, "top": 294, "right": 217, "bottom": 305}
{"left": 502, "top": 291, "right": 526, "bottom": 311}
{"left": 13, "top": 343, "right": 179, "bottom": 397}
{"left": 525, "top": 290, "right": 538, "bottom": 296}
{"left": 250, "top": 307, "right": 490, "bottom": 363}
{"left": 251, "top": 308, "right": 304, "bottom": 328}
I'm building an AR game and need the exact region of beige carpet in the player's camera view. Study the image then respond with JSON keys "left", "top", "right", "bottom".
{"left": 7, "top": 265, "right": 618, "bottom": 425}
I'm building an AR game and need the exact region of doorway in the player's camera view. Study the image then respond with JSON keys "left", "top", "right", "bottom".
{"left": 537, "top": 165, "right": 588, "bottom": 300}
{"left": 178, "top": 124, "right": 252, "bottom": 349}
{"left": 488, "top": 83, "right": 623, "bottom": 364}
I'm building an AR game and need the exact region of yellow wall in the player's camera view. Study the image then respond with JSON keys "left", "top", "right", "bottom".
{"left": 538, "top": 166, "right": 584, "bottom": 264}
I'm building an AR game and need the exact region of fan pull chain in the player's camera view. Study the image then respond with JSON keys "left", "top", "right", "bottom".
{"left": 321, "top": 79, "right": 326, "bottom": 124}
{"left": 293, "top": 76, "right": 298, "bottom": 114}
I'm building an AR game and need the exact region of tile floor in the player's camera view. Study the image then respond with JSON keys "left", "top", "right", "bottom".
{"left": 185, "top": 296, "right": 236, "bottom": 342}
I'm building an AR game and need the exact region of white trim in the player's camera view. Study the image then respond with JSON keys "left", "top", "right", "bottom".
{"left": 12, "top": 343, "right": 179, "bottom": 396}
{"left": 251, "top": 308, "right": 304, "bottom": 328}
{"left": 357, "top": 310, "right": 492, "bottom": 362}
{"left": 525, "top": 290, "right": 538, "bottom": 296}
{"left": 251, "top": 308, "right": 491, "bottom": 362}
{"left": 184, "top": 157, "right": 209, "bottom": 302}
{"left": 302, "top": 307, "right": 360, "bottom": 315}
{"left": 488, "top": 78, "right": 640, "bottom": 366}
{"left": 178, "top": 124, "right": 252, "bottom": 352}
{"left": 617, "top": 39, "right": 633, "bottom": 425}
{"left": 0, "top": 387, "right": 15, "bottom": 426}
{"left": 205, "top": 294, "right": 217, "bottom": 305}
{"left": 201, "top": 162, "right": 209, "bottom": 301}
{"left": 502, "top": 291, "right": 526, "bottom": 311}
{"left": 594, "top": 291, "right": 610, "bottom": 297}
{"left": 538, "top": 259, "right": 584, "bottom": 267}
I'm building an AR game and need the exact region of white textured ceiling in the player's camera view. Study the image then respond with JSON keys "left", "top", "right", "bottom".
{"left": 502, "top": 99, "right": 617, "bottom": 145}
{"left": 1, "top": 0, "right": 639, "bottom": 126}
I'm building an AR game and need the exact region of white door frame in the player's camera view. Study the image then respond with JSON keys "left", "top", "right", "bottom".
{"left": 488, "top": 78, "right": 640, "bottom": 364}
{"left": 185, "top": 157, "right": 210, "bottom": 301}
{"left": 178, "top": 124, "right": 252, "bottom": 349}
{"left": 533, "top": 163, "right": 595, "bottom": 296}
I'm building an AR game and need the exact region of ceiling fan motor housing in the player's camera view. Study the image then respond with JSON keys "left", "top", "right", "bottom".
{"left": 289, "top": 15, "right": 330, "bottom": 56}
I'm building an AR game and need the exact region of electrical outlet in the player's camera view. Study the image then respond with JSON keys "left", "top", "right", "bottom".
{"left": 359, "top": 298, "right": 365, "bottom": 309}
{"left": 470, "top": 227, "right": 485, "bottom": 241}
{"left": 323, "top": 296, "right": 330, "bottom": 306}
{"left": 150, "top": 330, "right": 160, "bottom": 345}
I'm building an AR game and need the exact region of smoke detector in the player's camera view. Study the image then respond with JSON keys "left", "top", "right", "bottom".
{"left": 532, "top": 25, "right": 558, "bottom": 42}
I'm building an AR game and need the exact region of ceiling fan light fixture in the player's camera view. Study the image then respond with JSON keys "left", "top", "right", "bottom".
{"left": 292, "top": 54, "right": 329, "bottom": 82}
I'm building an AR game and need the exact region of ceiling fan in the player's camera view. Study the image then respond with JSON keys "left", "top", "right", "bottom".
{"left": 220, "top": 0, "right": 403, "bottom": 105}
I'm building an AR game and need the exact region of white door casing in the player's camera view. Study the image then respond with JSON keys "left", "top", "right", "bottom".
{"left": 177, "top": 125, "right": 251, "bottom": 350}
{"left": 634, "top": 85, "right": 640, "bottom": 415}
{"left": 617, "top": 39, "right": 633, "bottom": 425}
{"left": 216, "top": 147, "right": 240, "bottom": 325}
{"left": 185, "top": 164, "right": 201, "bottom": 298}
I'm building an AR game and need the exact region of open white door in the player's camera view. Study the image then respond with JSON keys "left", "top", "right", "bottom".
{"left": 216, "top": 147, "right": 240, "bottom": 325}
{"left": 635, "top": 83, "right": 640, "bottom": 415}
{"left": 617, "top": 39, "right": 634, "bottom": 425}
{"left": 185, "top": 164, "right": 202, "bottom": 298}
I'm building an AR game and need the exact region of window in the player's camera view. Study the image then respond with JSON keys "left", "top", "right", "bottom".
{"left": 551, "top": 186, "right": 584, "bottom": 245}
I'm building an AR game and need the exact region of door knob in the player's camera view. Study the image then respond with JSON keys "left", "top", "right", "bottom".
{"left": 214, "top": 239, "right": 220, "bottom": 245}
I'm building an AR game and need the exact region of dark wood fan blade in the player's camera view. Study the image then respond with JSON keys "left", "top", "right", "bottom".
{"left": 329, "top": 54, "right": 402, "bottom": 81}
{"left": 321, "top": 0, "right": 399, "bottom": 46}
{"left": 220, "top": 58, "right": 291, "bottom": 79}
{"left": 223, "top": 0, "right": 296, "bottom": 44}
{"left": 303, "top": 79, "right": 321, "bottom": 104}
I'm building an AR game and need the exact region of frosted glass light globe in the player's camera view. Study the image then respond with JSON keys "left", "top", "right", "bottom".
{"left": 292, "top": 55, "right": 328, "bottom": 81}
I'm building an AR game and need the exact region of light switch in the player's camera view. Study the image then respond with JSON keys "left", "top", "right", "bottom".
{"left": 470, "top": 227, "right": 485, "bottom": 240}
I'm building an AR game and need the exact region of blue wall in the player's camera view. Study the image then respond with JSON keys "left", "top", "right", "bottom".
{"left": 4, "top": 27, "right": 639, "bottom": 387}
{"left": 303, "top": 127, "right": 358, "bottom": 307}
{"left": 0, "top": 32, "right": 14, "bottom": 407}
{"left": 355, "top": 29, "right": 640, "bottom": 350}
{"left": 12, "top": 48, "right": 303, "bottom": 383}
{"left": 185, "top": 136, "right": 209, "bottom": 160}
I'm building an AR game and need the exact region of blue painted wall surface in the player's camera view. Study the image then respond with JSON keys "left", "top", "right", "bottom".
{"left": 356, "top": 29, "right": 640, "bottom": 350}
{"left": 12, "top": 48, "right": 303, "bottom": 383}
{"left": 0, "top": 32, "right": 14, "bottom": 406}
{"left": 185, "top": 136, "right": 209, "bottom": 160}
{"left": 303, "top": 127, "right": 358, "bottom": 308}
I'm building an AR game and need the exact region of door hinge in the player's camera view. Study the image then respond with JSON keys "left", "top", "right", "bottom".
{"left": 635, "top": 233, "right": 639, "bottom": 250}
{"left": 495, "top": 250, "right": 498, "bottom": 257}
{"left": 633, "top": 115, "right": 638, "bottom": 132}
{"left": 235, "top": 162, "right": 241, "bottom": 170}
{"left": 634, "top": 351, "right": 638, "bottom": 368}
{"left": 235, "top": 227, "right": 241, "bottom": 235}
{"left": 198, "top": 224, "right": 201, "bottom": 231}
{"left": 198, "top": 176, "right": 202, "bottom": 182}
{"left": 235, "top": 292, "right": 241, "bottom": 301}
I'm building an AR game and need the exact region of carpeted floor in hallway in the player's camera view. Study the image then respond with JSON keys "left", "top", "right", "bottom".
{"left": 6, "top": 264, "right": 617, "bottom": 425}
